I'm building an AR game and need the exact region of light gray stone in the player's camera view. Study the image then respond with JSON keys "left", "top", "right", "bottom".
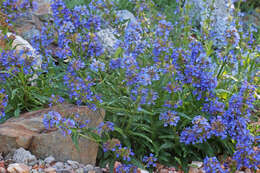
{"left": 76, "top": 168, "right": 84, "bottom": 173}
{"left": 44, "top": 156, "right": 55, "bottom": 164}
{"left": 67, "top": 160, "right": 80, "bottom": 169}
{"left": 116, "top": 10, "right": 138, "bottom": 26}
{"left": 53, "top": 162, "right": 64, "bottom": 170}
{"left": 6, "top": 32, "right": 42, "bottom": 68}
{"left": 22, "top": 27, "right": 40, "bottom": 42}
{"left": 12, "top": 148, "right": 37, "bottom": 166}
{"left": 191, "top": 161, "right": 203, "bottom": 168}
{"left": 96, "top": 28, "right": 118, "bottom": 55}
{"left": 83, "top": 164, "right": 94, "bottom": 172}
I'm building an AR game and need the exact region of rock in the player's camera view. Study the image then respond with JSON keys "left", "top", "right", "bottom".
{"left": 56, "top": 168, "right": 73, "bottom": 173}
{"left": 185, "top": 0, "right": 239, "bottom": 46}
{"left": 44, "top": 167, "right": 57, "bottom": 173}
{"left": 83, "top": 164, "right": 94, "bottom": 172}
{"left": 87, "top": 171, "right": 96, "bottom": 173}
{"left": 7, "top": 163, "right": 30, "bottom": 173}
{"left": 6, "top": 32, "right": 42, "bottom": 68}
{"left": 0, "top": 167, "right": 6, "bottom": 173}
{"left": 140, "top": 169, "right": 149, "bottom": 173}
{"left": 0, "top": 104, "right": 105, "bottom": 165}
{"left": 76, "top": 168, "right": 84, "bottom": 173}
{"left": 191, "top": 161, "right": 203, "bottom": 168}
{"left": 245, "top": 168, "right": 252, "bottom": 173}
{"left": 189, "top": 167, "right": 200, "bottom": 173}
{"left": 53, "top": 162, "right": 64, "bottom": 170}
{"left": 67, "top": 160, "right": 79, "bottom": 169}
{"left": 12, "top": 148, "right": 37, "bottom": 166}
{"left": 32, "top": 0, "right": 52, "bottom": 17}
{"left": 22, "top": 27, "right": 40, "bottom": 42}
{"left": 198, "top": 168, "right": 206, "bottom": 173}
{"left": 116, "top": 10, "right": 138, "bottom": 26}
{"left": 93, "top": 167, "right": 102, "bottom": 173}
{"left": 0, "top": 161, "right": 4, "bottom": 168}
{"left": 159, "top": 169, "right": 170, "bottom": 173}
{"left": 44, "top": 156, "right": 55, "bottom": 165}
{"left": 96, "top": 28, "right": 118, "bottom": 55}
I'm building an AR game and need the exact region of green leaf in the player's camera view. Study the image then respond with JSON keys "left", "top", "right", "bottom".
{"left": 159, "top": 135, "right": 176, "bottom": 140}
{"left": 14, "top": 108, "right": 20, "bottom": 117}
{"left": 159, "top": 142, "right": 174, "bottom": 151}
{"left": 114, "top": 127, "right": 127, "bottom": 138}
{"left": 129, "top": 131, "right": 153, "bottom": 144}
{"left": 71, "top": 130, "right": 80, "bottom": 152}
{"left": 177, "top": 112, "right": 192, "bottom": 120}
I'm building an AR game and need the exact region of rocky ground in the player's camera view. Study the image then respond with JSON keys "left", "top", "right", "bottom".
{"left": 0, "top": 148, "right": 258, "bottom": 173}
{"left": 0, "top": 148, "right": 103, "bottom": 173}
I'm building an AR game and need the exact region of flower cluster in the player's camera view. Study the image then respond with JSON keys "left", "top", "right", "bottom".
{"left": 0, "top": 50, "right": 36, "bottom": 81}
{"left": 159, "top": 111, "right": 180, "bottom": 127}
{"left": 142, "top": 153, "right": 157, "bottom": 168}
{"left": 97, "top": 121, "right": 114, "bottom": 135}
{"left": 180, "top": 116, "right": 212, "bottom": 144}
{"left": 0, "top": 89, "right": 8, "bottom": 120}
{"left": 115, "top": 163, "right": 138, "bottom": 173}
{"left": 49, "top": 94, "right": 65, "bottom": 107}
{"left": 203, "top": 157, "right": 227, "bottom": 173}
{"left": 1, "top": 0, "right": 259, "bottom": 172}
{"left": 43, "top": 111, "right": 90, "bottom": 136}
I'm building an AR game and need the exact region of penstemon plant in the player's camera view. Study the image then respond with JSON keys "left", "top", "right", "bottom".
{"left": 1, "top": 0, "right": 259, "bottom": 172}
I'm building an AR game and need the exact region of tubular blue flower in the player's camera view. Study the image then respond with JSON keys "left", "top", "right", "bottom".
{"left": 180, "top": 116, "right": 212, "bottom": 144}
{"left": 203, "top": 157, "right": 227, "bottom": 173}
{"left": 209, "top": 116, "right": 227, "bottom": 139}
{"left": 97, "top": 121, "right": 114, "bottom": 134}
{"left": 43, "top": 111, "right": 62, "bottom": 129}
{"left": 0, "top": 89, "right": 8, "bottom": 120}
{"left": 142, "top": 153, "right": 157, "bottom": 168}
{"left": 115, "top": 163, "right": 138, "bottom": 173}
{"left": 90, "top": 59, "right": 105, "bottom": 72}
{"left": 159, "top": 111, "right": 180, "bottom": 127}
{"left": 49, "top": 94, "right": 65, "bottom": 107}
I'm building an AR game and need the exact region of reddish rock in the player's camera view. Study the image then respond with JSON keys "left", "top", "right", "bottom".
{"left": 7, "top": 163, "right": 30, "bottom": 173}
{"left": 189, "top": 167, "right": 200, "bottom": 173}
{"left": 44, "top": 167, "right": 57, "bottom": 173}
{"left": 0, "top": 104, "right": 104, "bottom": 165}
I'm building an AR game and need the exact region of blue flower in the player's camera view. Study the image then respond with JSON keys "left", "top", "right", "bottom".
{"left": 143, "top": 153, "right": 157, "bottom": 168}
{"left": 159, "top": 111, "right": 180, "bottom": 127}
{"left": 97, "top": 121, "right": 114, "bottom": 134}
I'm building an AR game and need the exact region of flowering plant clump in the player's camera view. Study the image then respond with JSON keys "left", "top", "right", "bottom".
{"left": 0, "top": 0, "right": 259, "bottom": 172}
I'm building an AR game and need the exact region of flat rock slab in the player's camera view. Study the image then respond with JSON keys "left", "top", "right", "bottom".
{"left": 0, "top": 104, "right": 104, "bottom": 165}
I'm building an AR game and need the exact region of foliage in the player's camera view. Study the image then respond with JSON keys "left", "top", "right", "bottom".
{"left": 0, "top": 0, "right": 259, "bottom": 172}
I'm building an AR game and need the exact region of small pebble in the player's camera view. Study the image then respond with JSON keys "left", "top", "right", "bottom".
{"left": 76, "top": 168, "right": 84, "bottom": 173}
{"left": 44, "top": 156, "right": 56, "bottom": 164}
{"left": 94, "top": 167, "right": 102, "bottom": 173}
{"left": 53, "top": 162, "right": 64, "bottom": 170}
{"left": 44, "top": 167, "right": 57, "bottom": 173}
{"left": 191, "top": 161, "right": 203, "bottom": 168}
{"left": 67, "top": 160, "right": 80, "bottom": 169}
{"left": 56, "top": 168, "right": 73, "bottom": 173}
{"left": 0, "top": 167, "right": 6, "bottom": 173}
{"left": 84, "top": 164, "right": 94, "bottom": 172}
{"left": 7, "top": 163, "right": 30, "bottom": 173}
